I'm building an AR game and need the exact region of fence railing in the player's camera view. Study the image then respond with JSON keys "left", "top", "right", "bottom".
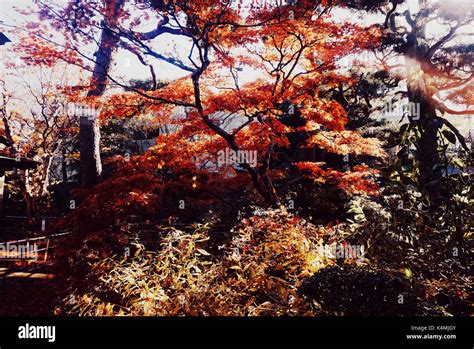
{"left": 0, "top": 231, "right": 70, "bottom": 263}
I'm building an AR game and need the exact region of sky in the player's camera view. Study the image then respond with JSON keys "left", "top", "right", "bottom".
{"left": 0, "top": 0, "right": 191, "bottom": 83}
{"left": 0, "top": 0, "right": 405, "bottom": 84}
{"left": 1, "top": 0, "right": 471, "bottom": 83}
{"left": 1, "top": 0, "right": 383, "bottom": 91}
{"left": 0, "top": 0, "right": 472, "bottom": 134}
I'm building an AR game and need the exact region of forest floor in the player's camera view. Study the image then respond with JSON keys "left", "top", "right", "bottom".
{"left": 0, "top": 217, "right": 61, "bottom": 316}
{"left": 0, "top": 264, "right": 59, "bottom": 316}
{"left": 0, "top": 213, "right": 471, "bottom": 317}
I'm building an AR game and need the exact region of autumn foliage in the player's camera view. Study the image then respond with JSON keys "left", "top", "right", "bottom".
{"left": 63, "top": 209, "right": 331, "bottom": 316}
{"left": 1, "top": 0, "right": 471, "bottom": 318}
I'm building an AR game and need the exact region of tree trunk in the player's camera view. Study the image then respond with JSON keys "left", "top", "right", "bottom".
{"left": 80, "top": 0, "right": 125, "bottom": 186}
{"left": 404, "top": 11, "right": 441, "bottom": 198}
{"left": 79, "top": 116, "right": 102, "bottom": 187}
{"left": 0, "top": 174, "right": 5, "bottom": 216}
{"left": 22, "top": 170, "right": 36, "bottom": 225}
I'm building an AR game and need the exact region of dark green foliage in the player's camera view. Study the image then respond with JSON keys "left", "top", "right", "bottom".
{"left": 299, "top": 265, "right": 440, "bottom": 316}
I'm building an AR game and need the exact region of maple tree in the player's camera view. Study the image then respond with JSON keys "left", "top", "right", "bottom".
{"left": 0, "top": 0, "right": 471, "bottom": 320}
{"left": 12, "top": 0, "right": 386, "bottom": 208}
